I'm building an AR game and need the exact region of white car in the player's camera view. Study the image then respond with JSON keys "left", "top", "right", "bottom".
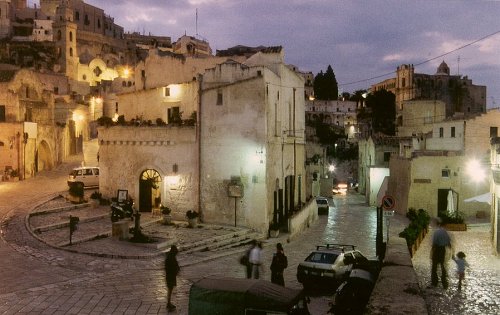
{"left": 67, "top": 166, "right": 99, "bottom": 189}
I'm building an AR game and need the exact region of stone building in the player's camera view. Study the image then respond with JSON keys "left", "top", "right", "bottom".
{"left": 97, "top": 46, "right": 308, "bottom": 233}
{"left": 0, "top": 68, "right": 80, "bottom": 180}
{"left": 490, "top": 137, "right": 500, "bottom": 254}
{"left": 387, "top": 109, "right": 500, "bottom": 218}
{"left": 396, "top": 100, "right": 446, "bottom": 137}
{"left": 199, "top": 51, "right": 306, "bottom": 232}
{"left": 371, "top": 61, "right": 487, "bottom": 133}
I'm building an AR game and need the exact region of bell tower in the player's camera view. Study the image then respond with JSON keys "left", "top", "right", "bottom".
{"left": 53, "top": 1, "right": 78, "bottom": 79}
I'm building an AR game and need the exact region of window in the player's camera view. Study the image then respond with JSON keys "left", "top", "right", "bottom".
{"left": 402, "top": 78, "right": 406, "bottom": 87}
{"left": 69, "top": 31, "right": 72, "bottom": 41}
{"left": 439, "top": 127, "right": 443, "bottom": 138}
{"left": 97, "top": 19, "right": 101, "bottom": 28}
{"left": 69, "top": 47, "right": 73, "bottom": 57}
{"left": 164, "top": 87, "right": 170, "bottom": 97}
{"left": 57, "top": 30, "right": 62, "bottom": 40}
{"left": 451, "top": 127, "right": 455, "bottom": 138}
{"left": 216, "top": 90, "right": 223, "bottom": 105}
{"left": 490, "top": 127, "right": 498, "bottom": 138}
{"left": 442, "top": 169, "right": 450, "bottom": 178}
{"left": 0, "top": 105, "right": 5, "bottom": 122}
{"left": 383, "top": 152, "right": 391, "bottom": 162}
{"left": 75, "top": 11, "right": 80, "bottom": 21}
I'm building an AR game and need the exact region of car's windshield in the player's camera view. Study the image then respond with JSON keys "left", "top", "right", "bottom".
{"left": 316, "top": 199, "right": 328, "bottom": 205}
{"left": 306, "top": 252, "right": 338, "bottom": 264}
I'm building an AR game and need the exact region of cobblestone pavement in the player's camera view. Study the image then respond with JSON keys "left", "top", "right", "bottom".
{"left": 412, "top": 223, "right": 500, "bottom": 315}
{"left": 1, "top": 159, "right": 499, "bottom": 314}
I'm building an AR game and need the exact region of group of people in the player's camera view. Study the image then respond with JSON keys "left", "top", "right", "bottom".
{"left": 242, "top": 240, "right": 288, "bottom": 286}
{"left": 431, "top": 218, "right": 469, "bottom": 291}
{"left": 163, "top": 240, "right": 289, "bottom": 312}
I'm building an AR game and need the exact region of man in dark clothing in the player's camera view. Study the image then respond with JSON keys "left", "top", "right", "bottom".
{"left": 270, "top": 243, "right": 288, "bottom": 286}
{"left": 165, "top": 245, "right": 180, "bottom": 311}
{"left": 431, "top": 219, "right": 452, "bottom": 289}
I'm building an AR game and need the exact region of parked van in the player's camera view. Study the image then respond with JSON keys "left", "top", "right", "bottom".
{"left": 67, "top": 166, "right": 99, "bottom": 189}
{"left": 189, "top": 277, "right": 310, "bottom": 315}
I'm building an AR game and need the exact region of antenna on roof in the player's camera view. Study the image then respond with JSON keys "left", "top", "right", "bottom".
{"left": 196, "top": 8, "right": 198, "bottom": 36}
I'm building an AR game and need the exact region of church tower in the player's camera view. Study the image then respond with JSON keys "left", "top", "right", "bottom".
{"left": 53, "top": 1, "right": 78, "bottom": 79}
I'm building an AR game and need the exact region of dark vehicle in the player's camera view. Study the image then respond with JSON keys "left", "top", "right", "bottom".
{"left": 189, "top": 277, "right": 310, "bottom": 315}
{"left": 316, "top": 197, "right": 330, "bottom": 215}
{"left": 297, "top": 244, "right": 378, "bottom": 290}
{"left": 329, "top": 269, "right": 376, "bottom": 314}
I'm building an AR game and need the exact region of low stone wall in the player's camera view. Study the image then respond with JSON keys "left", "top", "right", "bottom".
{"left": 365, "top": 214, "right": 428, "bottom": 314}
{"left": 288, "top": 200, "right": 318, "bottom": 240}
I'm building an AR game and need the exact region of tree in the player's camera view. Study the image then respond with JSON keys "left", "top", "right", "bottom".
{"left": 365, "top": 89, "right": 396, "bottom": 135}
{"left": 314, "top": 65, "right": 338, "bottom": 100}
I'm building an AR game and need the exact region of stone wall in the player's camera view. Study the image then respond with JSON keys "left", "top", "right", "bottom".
{"left": 366, "top": 214, "right": 428, "bottom": 314}
{"left": 288, "top": 199, "right": 318, "bottom": 240}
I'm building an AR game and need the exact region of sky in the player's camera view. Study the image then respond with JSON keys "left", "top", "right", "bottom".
{"left": 30, "top": 0, "right": 500, "bottom": 108}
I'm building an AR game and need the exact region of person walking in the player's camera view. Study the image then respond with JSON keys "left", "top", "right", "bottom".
{"left": 165, "top": 245, "right": 180, "bottom": 312}
{"left": 249, "top": 241, "right": 263, "bottom": 279}
{"left": 242, "top": 240, "right": 256, "bottom": 279}
{"left": 270, "top": 243, "right": 288, "bottom": 286}
{"left": 431, "top": 218, "right": 452, "bottom": 289}
{"left": 452, "top": 251, "right": 469, "bottom": 291}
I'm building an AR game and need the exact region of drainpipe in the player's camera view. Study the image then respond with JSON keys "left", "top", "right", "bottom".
{"left": 197, "top": 75, "right": 203, "bottom": 219}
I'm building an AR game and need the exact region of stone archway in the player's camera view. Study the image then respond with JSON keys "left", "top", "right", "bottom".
{"left": 37, "top": 140, "right": 53, "bottom": 172}
{"left": 139, "top": 169, "right": 162, "bottom": 212}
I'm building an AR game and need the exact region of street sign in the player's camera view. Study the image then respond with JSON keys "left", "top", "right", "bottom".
{"left": 383, "top": 210, "right": 395, "bottom": 217}
{"left": 382, "top": 195, "right": 395, "bottom": 210}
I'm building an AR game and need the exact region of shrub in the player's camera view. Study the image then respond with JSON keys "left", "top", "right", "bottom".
{"left": 186, "top": 210, "right": 199, "bottom": 219}
{"left": 90, "top": 191, "right": 102, "bottom": 200}
{"left": 399, "top": 208, "right": 430, "bottom": 247}
{"left": 156, "top": 118, "right": 166, "bottom": 126}
{"left": 440, "top": 212, "right": 465, "bottom": 224}
{"left": 161, "top": 205, "right": 171, "bottom": 215}
{"left": 97, "top": 116, "right": 114, "bottom": 127}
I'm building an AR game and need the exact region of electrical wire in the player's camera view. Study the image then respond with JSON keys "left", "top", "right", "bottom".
{"left": 338, "top": 29, "right": 500, "bottom": 87}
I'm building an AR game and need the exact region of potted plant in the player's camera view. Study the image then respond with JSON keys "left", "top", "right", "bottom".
{"left": 161, "top": 205, "right": 172, "bottom": 225}
{"left": 89, "top": 191, "right": 102, "bottom": 208}
{"left": 186, "top": 210, "right": 199, "bottom": 228}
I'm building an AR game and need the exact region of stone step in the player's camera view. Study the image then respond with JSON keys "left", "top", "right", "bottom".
{"left": 180, "top": 231, "right": 262, "bottom": 254}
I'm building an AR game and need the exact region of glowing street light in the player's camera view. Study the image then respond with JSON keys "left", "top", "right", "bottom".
{"left": 466, "top": 159, "right": 486, "bottom": 183}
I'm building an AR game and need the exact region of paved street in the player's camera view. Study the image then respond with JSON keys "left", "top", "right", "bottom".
{"left": 1, "top": 159, "right": 499, "bottom": 314}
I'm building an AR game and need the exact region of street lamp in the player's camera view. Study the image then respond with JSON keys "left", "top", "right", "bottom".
{"left": 466, "top": 159, "right": 486, "bottom": 183}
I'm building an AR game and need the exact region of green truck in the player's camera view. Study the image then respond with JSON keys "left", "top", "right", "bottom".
{"left": 189, "top": 277, "right": 310, "bottom": 315}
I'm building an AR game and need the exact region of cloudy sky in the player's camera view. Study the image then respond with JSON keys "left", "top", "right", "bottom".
{"left": 31, "top": 0, "right": 500, "bottom": 107}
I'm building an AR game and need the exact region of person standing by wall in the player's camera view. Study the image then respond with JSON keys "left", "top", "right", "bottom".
{"left": 165, "top": 245, "right": 180, "bottom": 312}
{"left": 431, "top": 218, "right": 452, "bottom": 289}
{"left": 249, "top": 241, "right": 263, "bottom": 279}
{"left": 270, "top": 243, "right": 288, "bottom": 286}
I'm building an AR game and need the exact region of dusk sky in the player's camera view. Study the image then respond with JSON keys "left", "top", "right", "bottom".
{"left": 31, "top": 1, "right": 500, "bottom": 108}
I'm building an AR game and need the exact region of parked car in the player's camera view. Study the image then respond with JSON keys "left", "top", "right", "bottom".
{"left": 296, "top": 244, "right": 378, "bottom": 290}
{"left": 328, "top": 268, "right": 376, "bottom": 314}
{"left": 316, "top": 197, "right": 330, "bottom": 215}
{"left": 67, "top": 166, "right": 99, "bottom": 189}
{"left": 332, "top": 183, "right": 348, "bottom": 195}
{"left": 189, "top": 276, "right": 310, "bottom": 315}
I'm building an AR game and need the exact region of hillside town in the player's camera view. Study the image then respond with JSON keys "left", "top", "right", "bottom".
{"left": 0, "top": 1, "right": 499, "bottom": 314}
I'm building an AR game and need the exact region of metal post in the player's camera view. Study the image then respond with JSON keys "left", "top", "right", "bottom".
{"left": 376, "top": 206, "right": 383, "bottom": 258}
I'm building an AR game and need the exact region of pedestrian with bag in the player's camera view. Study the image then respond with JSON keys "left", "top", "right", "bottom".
{"left": 165, "top": 245, "right": 180, "bottom": 312}
{"left": 270, "top": 243, "right": 288, "bottom": 286}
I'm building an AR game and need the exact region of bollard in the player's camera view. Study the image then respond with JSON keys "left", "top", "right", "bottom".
{"left": 69, "top": 215, "right": 80, "bottom": 245}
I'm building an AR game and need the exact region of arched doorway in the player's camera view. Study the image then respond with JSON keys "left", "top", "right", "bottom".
{"left": 37, "top": 140, "right": 53, "bottom": 172}
{"left": 139, "top": 169, "right": 161, "bottom": 212}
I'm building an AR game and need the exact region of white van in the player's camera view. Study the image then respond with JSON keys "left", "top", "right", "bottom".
{"left": 67, "top": 166, "right": 99, "bottom": 189}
